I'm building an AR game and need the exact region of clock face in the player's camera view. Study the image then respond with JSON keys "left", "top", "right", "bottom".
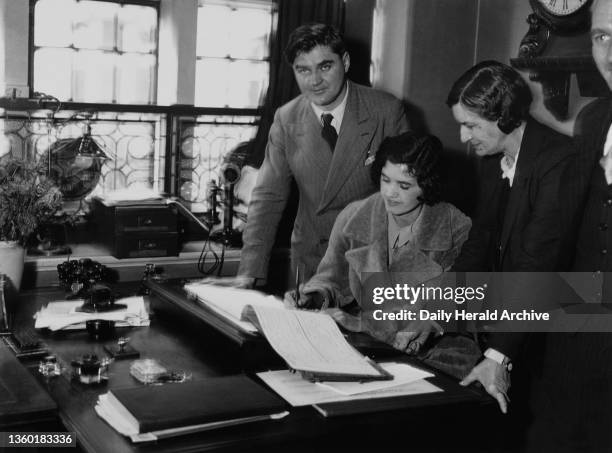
{"left": 537, "top": 0, "right": 588, "bottom": 16}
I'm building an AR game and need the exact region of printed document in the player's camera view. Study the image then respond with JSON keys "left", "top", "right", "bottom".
{"left": 247, "top": 305, "right": 382, "bottom": 377}
{"left": 183, "top": 283, "right": 283, "bottom": 333}
{"left": 257, "top": 366, "right": 441, "bottom": 407}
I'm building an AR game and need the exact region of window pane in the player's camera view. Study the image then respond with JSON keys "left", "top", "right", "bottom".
{"left": 73, "top": 0, "right": 117, "bottom": 50}
{"left": 73, "top": 51, "right": 115, "bottom": 103}
{"left": 195, "top": 58, "right": 230, "bottom": 107}
{"left": 196, "top": 5, "right": 231, "bottom": 57}
{"left": 117, "top": 53, "right": 155, "bottom": 104}
{"left": 34, "top": 0, "right": 75, "bottom": 47}
{"left": 228, "top": 8, "right": 271, "bottom": 59}
{"left": 227, "top": 60, "right": 268, "bottom": 108}
{"left": 118, "top": 5, "right": 157, "bottom": 53}
{"left": 33, "top": 48, "right": 73, "bottom": 101}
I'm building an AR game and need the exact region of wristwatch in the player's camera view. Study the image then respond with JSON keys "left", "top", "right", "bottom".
{"left": 501, "top": 357, "right": 513, "bottom": 372}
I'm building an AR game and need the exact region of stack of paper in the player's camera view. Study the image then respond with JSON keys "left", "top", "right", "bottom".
{"left": 257, "top": 362, "right": 440, "bottom": 407}
{"left": 97, "top": 188, "right": 163, "bottom": 206}
{"left": 34, "top": 296, "right": 150, "bottom": 331}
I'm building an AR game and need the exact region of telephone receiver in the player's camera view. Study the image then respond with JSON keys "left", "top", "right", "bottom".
{"left": 165, "top": 160, "right": 243, "bottom": 246}
{"left": 208, "top": 162, "right": 242, "bottom": 246}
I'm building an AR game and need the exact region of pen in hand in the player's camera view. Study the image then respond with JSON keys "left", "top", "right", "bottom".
{"left": 295, "top": 265, "right": 301, "bottom": 307}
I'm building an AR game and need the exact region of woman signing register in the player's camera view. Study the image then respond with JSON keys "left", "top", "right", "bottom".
{"left": 286, "top": 132, "right": 480, "bottom": 378}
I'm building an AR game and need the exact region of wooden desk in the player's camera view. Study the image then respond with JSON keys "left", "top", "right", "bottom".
{"left": 0, "top": 342, "right": 57, "bottom": 430}
{"left": 13, "top": 286, "right": 499, "bottom": 453}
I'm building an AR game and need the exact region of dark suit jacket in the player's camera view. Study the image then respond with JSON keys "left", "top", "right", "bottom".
{"left": 453, "top": 117, "right": 574, "bottom": 275}
{"left": 452, "top": 117, "right": 574, "bottom": 359}
{"left": 238, "top": 81, "right": 409, "bottom": 281}
{"left": 524, "top": 98, "right": 612, "bottom": 453}
{"left": 564, "top": 97, "right": 612, "bottom": 271}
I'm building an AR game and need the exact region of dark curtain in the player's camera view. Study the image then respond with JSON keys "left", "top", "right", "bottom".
{"left": 246, "top": 0, "right": 345, "bottom": 168}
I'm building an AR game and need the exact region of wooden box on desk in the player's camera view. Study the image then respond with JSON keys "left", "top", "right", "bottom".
{"left": 91, "top": 198, "right": 179, "bottom": 259}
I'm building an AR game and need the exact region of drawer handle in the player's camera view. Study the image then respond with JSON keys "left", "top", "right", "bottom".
{"left": 142, "top": 218, "right": 153, "bottom": 226}
{"left": 142, "top": 241, "right": 158, "bottom": 249}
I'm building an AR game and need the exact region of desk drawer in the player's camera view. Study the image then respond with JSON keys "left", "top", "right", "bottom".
{"left": 114, "top": 207, "right": 177, "bottom": 233}
{"left": 113, "top": 232, "right": 179, "bottom": 258}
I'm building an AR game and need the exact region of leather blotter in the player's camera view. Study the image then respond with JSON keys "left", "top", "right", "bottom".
{"left": 107, "top": 375, "right": 286, "bottom": 433}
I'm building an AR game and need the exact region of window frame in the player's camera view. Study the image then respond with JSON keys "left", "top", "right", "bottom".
{"left": 24, "top": 0, "right": 277, "bottom": 216}
{"left": 28, "top": 0, "right": 162, "bottom": 104}
{"left": 194, "top": 0, "right": 276, "bottom": 108}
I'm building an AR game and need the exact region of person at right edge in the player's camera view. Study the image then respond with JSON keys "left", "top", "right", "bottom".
{"left": 444, "top": 59, "right": 574, "bottom": 442}
{"left": 522, "top": 1, "right": 612, "bottom": 451}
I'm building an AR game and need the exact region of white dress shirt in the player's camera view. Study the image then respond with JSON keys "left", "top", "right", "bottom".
{"left": 500, "top": 149, "right": 520, "bottom": 187}
{"left": 311, "top": 83, "right": 349, "bottom": 134}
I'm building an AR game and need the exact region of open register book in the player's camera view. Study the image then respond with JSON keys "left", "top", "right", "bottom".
{"left": 184, "top": 282, "right": 281, "bottom": 333}
{"left": 184, "top": 283, "right": 392, "bottom": 382}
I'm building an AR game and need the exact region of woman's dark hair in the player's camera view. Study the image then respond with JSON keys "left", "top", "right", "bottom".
{"left": 284, "top": 23, "right": 346, "bottom": 65}
{"left": 446, "top": 60, "right": 532, "bottom": 134}
{"left": 370, "top": 132, "right": 443, "bottom": 205}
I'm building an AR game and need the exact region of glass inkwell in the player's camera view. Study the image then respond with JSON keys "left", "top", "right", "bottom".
{"left": 71, "top": 354, "right": 112, "bottom": 385}
{"left": 38, "top": 355, "right": 61, "bottom": 378}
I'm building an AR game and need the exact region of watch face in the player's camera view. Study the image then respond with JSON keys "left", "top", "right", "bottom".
{"left": 537, "top": 0, "right": 588, "bottom": 16}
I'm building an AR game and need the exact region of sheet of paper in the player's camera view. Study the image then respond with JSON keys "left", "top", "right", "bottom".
{"left": 95, "top": 393, "right": 137, "bottom": 436}
{"left": 183, "top": 283, "right": 283, "bottom": 333}
{"left": 316, "top": 362, "right": 434, "bottom": 395}
{"left": 257, "top": 367, "right": 442, "bottom": 407}
{"left": 251, "top": 305, "right": 379, "bottom": 376}
{"left": 34, "top": 296, "right": 149, "bottom": 331}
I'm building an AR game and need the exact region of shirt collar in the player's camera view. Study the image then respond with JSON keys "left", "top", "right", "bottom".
{"left": 310, "top": 82, "right": 349, "bottom": 133}
{"left": 500, "top": 148, "right": 520, "bottom": 187}
{"left": 387, "top": 206, "right": 423, "bottom": 252}
{"left": 604, "top": 122, "right": 612, "bottom": 156}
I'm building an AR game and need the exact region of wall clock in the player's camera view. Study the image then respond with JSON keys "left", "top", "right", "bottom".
{"left": 511, "top": 0, "right": 607, "bottom": 120}
{"left": 521, "top": 0, "right": 592, "bottom": 58}
{"left": 529, "top": 0, "right": 591, "bottom": 32}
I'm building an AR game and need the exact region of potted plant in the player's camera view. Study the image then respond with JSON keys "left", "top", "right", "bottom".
{"left": 0, "top": 157, "right": 63, "bottom": 289}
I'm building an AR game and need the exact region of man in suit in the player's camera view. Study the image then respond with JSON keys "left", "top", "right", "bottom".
{"left": 444, "top": 61, "right": 573, "bottom": 415}
{"left": 228, "top": 24, "right": 409, "bottom": 288}
{"left": 523, "top": 1, "right": 612, "bottom": 450}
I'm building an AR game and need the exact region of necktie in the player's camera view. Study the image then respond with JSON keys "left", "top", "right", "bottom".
{"left": 321, "top": 113, "right": 337, "bottom": 151}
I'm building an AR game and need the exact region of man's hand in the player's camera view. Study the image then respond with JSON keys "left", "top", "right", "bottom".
{"left": 460, "top": 358, "right": 511, "bottom": 414}
{"left": 392, "top": 320, "right": 443, "bottom": 354}
{"left": 197, "top": 276, "right": 255, "bottom": 289}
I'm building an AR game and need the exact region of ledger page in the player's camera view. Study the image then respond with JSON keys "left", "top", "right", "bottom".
{"left": 184, "top": 283, "right": 283, "bottom": 333}
{"left": 250, "top": 305, "right": 380, "bottom": 376}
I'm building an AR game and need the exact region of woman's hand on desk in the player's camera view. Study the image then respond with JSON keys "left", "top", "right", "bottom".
{"left": 197, "top": 276, "right": 256, "bottom": 289}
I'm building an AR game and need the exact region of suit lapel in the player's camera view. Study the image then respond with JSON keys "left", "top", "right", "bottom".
{"left": 499, "top": 120, "right": 538, "bottom": 259}
{"left": 318, "top": 83, "right": 377, "bottom": 212}
{"left": 591, "top": 101, "right": 612, "bottom": 169}
{"left": 287, "top": 99, "right": 332, "bottom": 189}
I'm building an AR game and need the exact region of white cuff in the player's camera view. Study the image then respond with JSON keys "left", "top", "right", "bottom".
{"left": 484, "top": 348, "right": 508, "bottom": 365}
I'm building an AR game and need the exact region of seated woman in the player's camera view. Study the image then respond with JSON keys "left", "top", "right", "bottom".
{"left": 287, "top": 132, "right": 480, "bottom": 378}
